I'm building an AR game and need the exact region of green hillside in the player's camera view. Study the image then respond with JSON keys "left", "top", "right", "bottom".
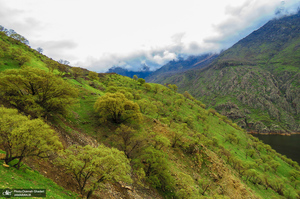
{"left": 0, "top": 26, "right": 300, "bottom": 199}
{"left": 150, "top": 12, "right": 300, "bottom": 134}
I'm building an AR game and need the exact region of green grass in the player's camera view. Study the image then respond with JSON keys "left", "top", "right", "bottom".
{"left": 0, "top": 153, "right": 79, "bottom": 199}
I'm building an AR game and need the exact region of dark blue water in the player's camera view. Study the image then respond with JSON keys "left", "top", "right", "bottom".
{"left": 253, "top": 134, "right": 300, "bottom": 164}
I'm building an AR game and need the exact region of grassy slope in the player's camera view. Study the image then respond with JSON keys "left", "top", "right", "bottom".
{"left": 0, "top": 152, "right": 78, "bottom": 199}
{"left": 62, "top": 73, "right": 300, "bottom": 198}
{"left": 0, "top": 30, "right": 300, "bottom": 199}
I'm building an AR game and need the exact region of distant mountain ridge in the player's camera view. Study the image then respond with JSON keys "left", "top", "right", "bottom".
{"left": 146, "top": 53, "right": 218, "bottom": 82}
{"left": 106, "top": 53, "right": 218, "bottom": 80}
{"left": 106, "top": 64, "right": 152, "bottom": 79}
{"left": 150, "top": 11, "right": 300, "bottom": 134}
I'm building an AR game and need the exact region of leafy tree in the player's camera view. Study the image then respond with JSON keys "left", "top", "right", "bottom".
{"left": 106, "top": 86, "right": 118, "bottom": 93}
{"left": 171, "top": 130, "right": 184, "bottom": 148}
{"left": 175, "top": 99, "right": 184, "bottom": 106}
{"left": 119, "top": 91, "right": 134, "bottom": 100}
{"left": 171, "top": 123, "right": 188, "bottom": 148}
{"left": 137, "top": 78, "right": 145, "bottom": 85}
{"left": 36, "top": 47, "right": 43, "bottom": 54}
{"left": 269, "top": 160, "right": 280, "bottom": 172}
{"left": 184, "top": 115, "right": 195, "bottom": 129}
{"left": 0, "top": 107, "right": 62, "bottom": 169}
{"left": 0, "top": 25, "right": 6, "bottom": 32}
{"left": 57, "top": 64, "right": 68, "bottom": 76}
{"left": 136, "top": 146, "right": 174, "bottom": 190}
{"left": 9, "top": 48, "right": 30, "bottom": 66}
{"left": 0, "top": 67, "right": 79, "bottom": 118}
{"left": 183, "top": 91, "right": 194, "bottom": 101}
{"left": 196, "top": 101, "right": 206, "bottom": 109}
{"left": 56, "top": 145, "right": 132, "bottom": 199}
{"left": 175, "top": 172, "right": 198, "bottom": 198}
{"left": 199, "top": 178, "right": 211, "bottom": 195}
{"left": 58, "top": 59, "right": 70, "bottom": 65}
{"left": 262, "top": 163, "right": 271, "bottom": 172}
{"left": 143, "top": 83, "right": 152, "bottom": 91}
{"left": 196, "top": 112, "right": 207, "bottom": 122}
{"left": 16, "top": 54, "right": 30, "bottom": 66}
{"left": 71, "top": 67, "right": 83, "bottom": 79}
{"left": 8, "top": 30, "right": 29, "bottom": 45}
{"left": 137, "top": 99, "right": 158, "bottom": 115}
{"left": 94, "top": 92, "right": 142, "bottom": 124}
{"left": 245, "top": 148, "right": 256, "bottom": 159}
{"left": 133, "top": 75, "right": 138, "bottom": 80}
{"left": 44, "top": 58, "right": 59, "bottom": 72}
{"left": 112, "top": 124, "right": 142, "bottom": 158}
{"left": 152, "top": 101, "right": 165, "bottom": 119}
{"left": 225, "top": 133, "right": 238, "bottom": 144}
{"left": 168, "top": 84, "right": 178, "bottom": 92}
{"left": 153, "top": 84, "right": 160, "bottom": 94}
{"left": 245, "top": 169, "right": 260, "bottom": 184}
{"left": 255, "top": 159, "right": 263, "bottom": 167}
{"left": 150, "top": 132, "right": 171, "bottom": 150}
{"left": 270, "top": 178, "right": 285, "bottom": 195}
{"left": 208, "top": 108, "right": 217, "bottom": 116}
{"left": 0, "top": 40, "right": 9, "bottom": 53}
{"left": 261, "top": 154, "right": 271, "bottom": 163}
{"left": 133, "top": 92, "right": 141, "bottom": 100}
{"left": 88, "top": 71, "right": 99, "bottom": 81}
{"left": 260, "top": 174, "right": 270, "bottom": 190}
{"left": 289, "top": 169, "right": 300, "bottom": 179}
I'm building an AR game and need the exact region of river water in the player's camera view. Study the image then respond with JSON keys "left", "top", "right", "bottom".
{"left": 252, "top": 134, "right": 300, "bottom": 164}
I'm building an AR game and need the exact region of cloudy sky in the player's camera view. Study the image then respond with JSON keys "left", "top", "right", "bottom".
{"left": 0, "top": 0, "right": 299, "bottom": 72}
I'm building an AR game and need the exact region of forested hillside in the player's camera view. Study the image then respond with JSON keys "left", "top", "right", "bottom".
{"left": 150, "top": 12, "right": 300, "bottom": 134}
{"left": 0, "top": 27, "right": 300, "bottom": 199}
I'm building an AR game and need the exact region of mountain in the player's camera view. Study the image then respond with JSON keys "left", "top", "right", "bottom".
{"left": 107, "top": 64, "right": 153, "bottom": 79}
{"left": 1, "top": 25, "right": 300, "bottom": 199}
{"left": 149, "top": 11, "right": 300, "bottom": 134}
{"left": 106, "top": 54, "right": 218, "bottom": 81}
{"left": 146, "top": 54, "right": 218, "bottom": 82}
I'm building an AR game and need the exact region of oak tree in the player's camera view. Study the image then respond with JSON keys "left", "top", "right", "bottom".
{"left": 137, "top": 78, "right": 145, "bottom": 85}
{"left": 112, "top": 124, "right": 142, "bottom": 158}
{"left": 71, "top": 67, "right": 83, "bottom": 79}
{"left": 137, "top": 146, "right": 173, "bottom": 190}
{"left": 0, "top": 107, "right": 62, "bottom": 169}
{"left": 133, "top": 75, "right": 138, "bottom": 80}
{"left": 94, "top": 92, "right": 142, "bottom": 124}
{"left": 88, "top": 71, "right": 99, "bottom": 81}
{"left": 56, "top": 145, "right": 132, "bottom": 199}
{"left": 0, "top": 67, "right": 78, "bottom": 118}
{"left": 137, "top": 99, "right": 158, "bottom": 115}
{"left": 44, "top": 59, "right": 59, "bottom": 72}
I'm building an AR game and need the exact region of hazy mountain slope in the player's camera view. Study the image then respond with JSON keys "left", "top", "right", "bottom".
{"left": 106, "top": 54, "right": 218, "bottom": 80}
{"left": 152, "top": 12, "right": 300, "bottom": 134}
{"left": 146, "top": 54, "right": 218, "bottom": 82}
{"left": 107, "top": 65, "right": 153, "bottom": 79}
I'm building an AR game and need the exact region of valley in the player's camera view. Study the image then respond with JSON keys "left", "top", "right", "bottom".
{"left": 0, "top": 9, "right": 300, "bottom": 199}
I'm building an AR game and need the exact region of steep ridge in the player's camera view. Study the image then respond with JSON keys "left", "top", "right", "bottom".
{"left": 150, "top": 11, "right": 300, "bottom": 134}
